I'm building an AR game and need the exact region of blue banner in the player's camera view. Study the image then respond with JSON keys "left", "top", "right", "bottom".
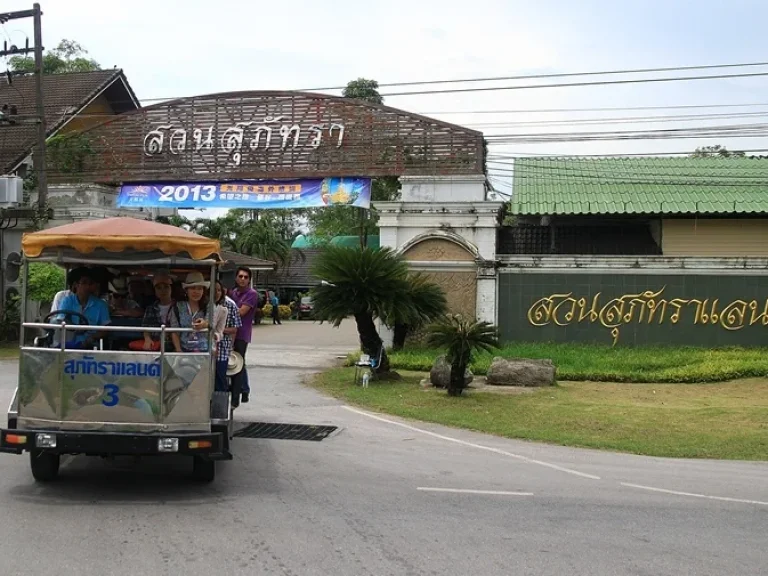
{"left": 117, "top": 177, "right": 371, "bottom": 209}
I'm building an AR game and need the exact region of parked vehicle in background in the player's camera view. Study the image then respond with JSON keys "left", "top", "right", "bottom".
{"left": 298, "top": 296, "right": 314, "bottom": 320}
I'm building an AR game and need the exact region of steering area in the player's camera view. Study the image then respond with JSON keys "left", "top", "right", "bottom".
{"left": 38, "top": 310, "right": 91, "bottom": 348}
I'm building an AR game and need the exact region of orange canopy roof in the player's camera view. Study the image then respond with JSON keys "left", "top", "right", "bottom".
{"left": 22, "top": 217, "right": 221, "bottom": 260}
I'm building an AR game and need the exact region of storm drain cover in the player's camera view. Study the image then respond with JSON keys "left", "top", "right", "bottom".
{"left": 234, "top": 422, "right": 338, "bottom": 442}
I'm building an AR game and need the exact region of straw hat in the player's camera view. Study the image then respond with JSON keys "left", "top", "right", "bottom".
{"left": 108, "top": 276, "right": 129, "bottom": 295}
{"left": 182, "top": 271, "right": 210, "bottom": 288}
{"left": 227, "top": 351, "right": 244, "bottom": 376}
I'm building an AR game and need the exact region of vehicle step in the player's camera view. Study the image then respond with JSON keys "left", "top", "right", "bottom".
{"left": 207, "top": 451, "right": 233, "bottom": 461}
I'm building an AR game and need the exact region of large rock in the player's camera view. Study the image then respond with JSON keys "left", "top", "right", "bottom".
{"left": 486, "top": 357, "right": 555, "bottom": 387}
{"left": 430, "top": 355, "right": 474, "bottom": 389}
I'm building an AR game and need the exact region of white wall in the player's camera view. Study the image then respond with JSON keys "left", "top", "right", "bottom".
{"left": 375, "top": 175, "right": 503, "bottom": 325}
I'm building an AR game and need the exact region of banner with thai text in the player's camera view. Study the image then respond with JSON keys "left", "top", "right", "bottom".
{"left": 117, "top": 177, "right": 371, "bottom": 209}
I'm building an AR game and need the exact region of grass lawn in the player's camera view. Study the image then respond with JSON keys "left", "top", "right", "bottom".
{"left": 311, "top": 368, "right": 768, "bottom": 460}
{"left": 0, "top": 342, "right": 18, "bottom": 359}
{"left": 386, "top": 343, "right": 768, "bottom": 383}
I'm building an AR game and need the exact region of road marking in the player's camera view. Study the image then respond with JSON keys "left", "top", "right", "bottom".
{"left": 418, "top": 487, "right": 534, "bottom": 496}
{"left": 342, "top": 406, "right": 601, "bottom": 480}
{"left": 621, "top": 483, "right": 768, "bottom": 507}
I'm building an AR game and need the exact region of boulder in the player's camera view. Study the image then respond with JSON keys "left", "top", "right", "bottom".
{"left": 486, "top": 357, "right": 555, "bottom": 387}
{"left": 429, "top": 355, "right": 474, "bottom": 389}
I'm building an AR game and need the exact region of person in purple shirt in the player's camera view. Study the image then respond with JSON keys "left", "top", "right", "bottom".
{"left": 229, "top": 266, "right": 258, "bottom": 406}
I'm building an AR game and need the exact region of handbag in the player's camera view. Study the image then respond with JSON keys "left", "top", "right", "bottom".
{"left": 128, "top": 339, "right": 161, "bottom": 351}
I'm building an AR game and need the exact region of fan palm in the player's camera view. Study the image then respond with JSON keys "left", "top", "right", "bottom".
{"left": 311, "top": 245, "right": 411, "bottom": 374}
{"left": 383, "top": 273, "right": 447, "bottom": 350}
{"left": 426, "top": 316, "right": 500, "bottom": 396}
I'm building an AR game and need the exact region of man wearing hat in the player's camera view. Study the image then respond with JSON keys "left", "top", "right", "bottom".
{"left": 108, "top": 276, "right": 144, "bottom": 318}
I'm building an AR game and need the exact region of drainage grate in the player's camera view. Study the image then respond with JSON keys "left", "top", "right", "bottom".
{"left": 234, "top": 422, "right": 338, "bottom": 442}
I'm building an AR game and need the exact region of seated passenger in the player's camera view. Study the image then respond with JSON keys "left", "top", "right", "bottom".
{"left": 169, "top": 272, "right": 211, "bottom": 353}
{"left": 57, "top": 269, "right": 111, "bottom": 349}
{"left": 51, "top": 269, "right": 80, "bottom": 314}
{"left": 108, "top": 276, "right": 144, "bottom": 318}
{"left": 140, "top": 270, "right": 178, "bottom": 351}
{"left": 129, "top": 276, "right": 155, "bottom": 309}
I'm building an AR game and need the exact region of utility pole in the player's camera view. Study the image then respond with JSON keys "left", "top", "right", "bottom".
{"left": 32, "top": 4, "right": 46, "bottom": 222}
{"left": 0, "top": 4, "right": 46, "bottom": 221}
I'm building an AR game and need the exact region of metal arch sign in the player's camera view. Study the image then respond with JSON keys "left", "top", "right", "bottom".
{"left": 117, "top": 177, "right": 371, "bottom": 209}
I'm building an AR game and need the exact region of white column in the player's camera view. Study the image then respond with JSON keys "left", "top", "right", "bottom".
{"left": 476, "top": 276, "right": 497, "bottom": 324}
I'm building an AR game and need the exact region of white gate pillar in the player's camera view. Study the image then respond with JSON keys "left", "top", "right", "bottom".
{"left": 375, "top": 175, "right": 503, "bottom": 326}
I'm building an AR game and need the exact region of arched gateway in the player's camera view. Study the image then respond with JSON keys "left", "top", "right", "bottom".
{"left": 46, "top": 91, "right": 504, "bottom": 326}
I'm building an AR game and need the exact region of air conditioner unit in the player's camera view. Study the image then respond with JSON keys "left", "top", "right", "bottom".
{"left": 0, "top": 176, "right": 23, "bottom": 206}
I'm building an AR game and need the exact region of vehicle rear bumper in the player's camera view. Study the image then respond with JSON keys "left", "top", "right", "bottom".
{"left": 0, "top": 428, "right": 223, "bottom": 456}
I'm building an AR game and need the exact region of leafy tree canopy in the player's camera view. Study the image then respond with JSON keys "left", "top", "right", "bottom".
{"left": 691, "top": 145, "right": 745, "bottom": 158}
{"left": 10, "top": 39, "right": 100, "bottom": 74}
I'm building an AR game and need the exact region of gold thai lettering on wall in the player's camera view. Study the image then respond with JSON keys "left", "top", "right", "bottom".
{"left": 527, "top": 287, "right": 768, "bottom": 345}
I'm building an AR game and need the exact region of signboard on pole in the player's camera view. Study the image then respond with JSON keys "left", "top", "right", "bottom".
{"left": 117, "top": 177, "right": 371, "bottom": 210}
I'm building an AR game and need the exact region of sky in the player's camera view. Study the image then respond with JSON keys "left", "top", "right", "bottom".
{"left": 3, "top": 0, "right": 768, "bottom": 202}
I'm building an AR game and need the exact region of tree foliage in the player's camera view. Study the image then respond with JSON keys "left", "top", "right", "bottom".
{"left": 9, "top": 39, "right": 100, "bottom": 74}
{"left": 160, "top": 209, "right": 300, "bottom": 266}
{"left": 342, "top": 78, "right": 384, "bottom": 104}
{"left": 383, "top": 273, "right": 447, "bottom": 350}
{"left": 427, "top": 316, "right": 500, "bottom": 396}
{"left": 25, "top": 263, "right": 65, "bottom": 303}
{"left": 310, "top": 245, "right": 414, "bottom": 373}
{"left": 691, "top": 145, "right": 745, "bottom": 158}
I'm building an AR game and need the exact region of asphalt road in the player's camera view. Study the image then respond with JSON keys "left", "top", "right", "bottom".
{"left": 0, "top": 321, "right": 766, "bottom": 575}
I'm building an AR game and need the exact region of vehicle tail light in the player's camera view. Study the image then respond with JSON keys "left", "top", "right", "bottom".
{"left": 5, "top": 434, "right": 27, "bottom": 445}
{"left": 188, "top": 440, "right": 212, "bottom": 450}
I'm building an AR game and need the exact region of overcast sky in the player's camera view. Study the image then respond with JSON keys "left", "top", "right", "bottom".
{"left": 3, "top": 0, "right": 768, "bottom": 199}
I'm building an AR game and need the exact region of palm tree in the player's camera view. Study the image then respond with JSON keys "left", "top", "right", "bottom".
{"left": 426, "top": 316, "right": 500, "bottom": 397}
{"left": 383, "top": 273, "right": 447, "bottom": 350}
{"left": 311, "top": 245, "right": 411, "bottom": 374}
{"left": 189, "top": 213, "right": 294, "bottom": 267}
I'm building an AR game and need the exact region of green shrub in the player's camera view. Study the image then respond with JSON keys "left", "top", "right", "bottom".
{"left": 262, "top": 304, "right": 292, "bottom": 320}
{"left": 24, "top": 263, "right": 65, "bottom": 304}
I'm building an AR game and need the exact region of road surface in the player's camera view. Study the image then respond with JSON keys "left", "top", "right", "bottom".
{"left": 0, "top": 320, "right": 766, "bottom": 575}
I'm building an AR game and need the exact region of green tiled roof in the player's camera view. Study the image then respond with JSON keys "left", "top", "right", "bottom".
{"left": 510, "top": 157, "right": 768, "bottom": 216}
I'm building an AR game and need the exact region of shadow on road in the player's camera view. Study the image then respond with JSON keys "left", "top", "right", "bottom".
{"left": 6, "top": 441, "right": 283, "bottom": 506}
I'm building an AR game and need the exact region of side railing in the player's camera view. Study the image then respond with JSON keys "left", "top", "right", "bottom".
{"left": 18, "top": 323, "right": 215, "bottom": 432}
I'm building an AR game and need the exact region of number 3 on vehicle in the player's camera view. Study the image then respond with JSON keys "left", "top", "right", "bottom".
{"left": 102, "top": 384, "right": 119, "bottom": 407}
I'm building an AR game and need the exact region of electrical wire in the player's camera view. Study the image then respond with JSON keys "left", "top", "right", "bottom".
{"left": 13, "top": 62, "right": 768, "bottom": 107}
{"left": 417, "top": 103, "right": 768, "bottom": 115}
{"left": 487, "top": 148, "right": 768, "bottom": 158}
{"left": 299, "top": 61, "right": 768, "bottom": 91}
{"left": 377, "top": 71, "right": 768, "bottom": 98}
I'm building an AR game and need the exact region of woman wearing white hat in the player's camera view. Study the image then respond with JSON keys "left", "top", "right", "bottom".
{"left": 169, "top": 271, "right": 211, "bottom": 352}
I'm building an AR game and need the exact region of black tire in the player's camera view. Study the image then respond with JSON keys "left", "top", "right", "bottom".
{"left": 30, "top": 450, "right": 60, "bottom": 482}
{"left": 192, "top": 456, "right": 215, "bottom": 482}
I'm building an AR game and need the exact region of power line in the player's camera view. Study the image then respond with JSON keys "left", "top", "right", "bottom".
{"left": 487, "top": 148, "right": 768, "bottom": 158}
{"left": 299, "top": 61, "right": 768, "bottom": 91}
{"left": 483, "top": 122, "right": 768, "bottom": 143}
{"left": 378, "top": 71, "right": 768, "bottom": 98}
{"left": 418, "top": 103, "right": 768, "bottom": 115}
{"left": 39, "top": 65, "right": 768, "bottom": 107}
{"left": 465, "top": 111, "right": 768, "bottom": 129}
